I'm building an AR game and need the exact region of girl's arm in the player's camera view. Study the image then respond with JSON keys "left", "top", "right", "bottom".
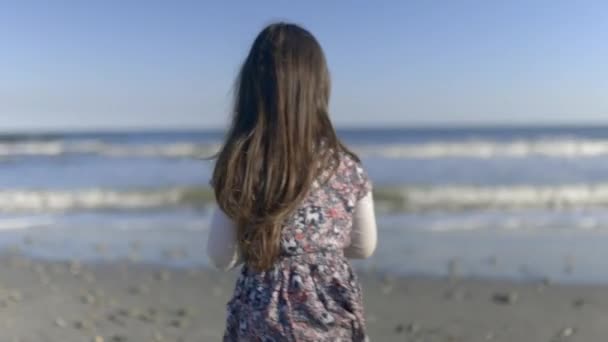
{"left": 345, "top": 192, "right": 378, "bottom": 259}
{"left": 206, "top": 208, "right": 242, "bottom": 270}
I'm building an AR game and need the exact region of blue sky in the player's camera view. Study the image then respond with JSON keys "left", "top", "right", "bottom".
{"left": 1, "top": 1, "right": 607, "bottom": 131}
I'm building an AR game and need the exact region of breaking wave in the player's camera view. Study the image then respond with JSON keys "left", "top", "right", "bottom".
{"left": 7, "top": 184, "right": 608, "bottom": 214}
{"left": 354, "top": 139, "right": 608, "bottom": 159}
{"left": 373, "top": 184, "right": 608, "bottom": 212}
{"left": 0, "top": 140, "right": 219, "bottom": 159}
{"left": 0, "top": 188, "right": 214, "bottom": 213}
{"left": 6, "top": 138, "right": 608, "bottom": 160}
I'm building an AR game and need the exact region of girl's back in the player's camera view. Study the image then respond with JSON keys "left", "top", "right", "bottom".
{"left": 214, "top": 152, "right": 375, "bottom": 341}
{"left": 206, "top": 22, "right": 377, "bottom": 342}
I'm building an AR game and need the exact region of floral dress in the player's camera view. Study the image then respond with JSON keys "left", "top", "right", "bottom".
{"left": 223, "top": 153, "right": 372, "bottom": 342}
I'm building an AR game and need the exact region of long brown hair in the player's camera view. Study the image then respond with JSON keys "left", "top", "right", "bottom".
{"left": 212, "top": 22, "right": 356, "bottom": 271}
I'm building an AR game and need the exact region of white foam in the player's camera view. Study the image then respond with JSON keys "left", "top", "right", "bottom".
{"left": 0, "top": 140, "right": 220, "bottom": 159}
{"left": 6, "top": 183, "right": 608, "bottom": 214}
{"left": 378, "top": 183, "right": 608, "bottom": 212}
{"left": 354, "top": 139, "right": 608, "bottom": 159}
{"left": 0, "top": 188, "right": 190, "bottom": 213}
{"left": 6, "top": 138, "right": 608, "bottom": 159}
{"left": 0, "top": 217, "right": 55, "bottom": 231}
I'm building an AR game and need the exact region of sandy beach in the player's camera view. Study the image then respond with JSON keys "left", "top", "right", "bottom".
{"left": 0, "top": 252, "right": 605, "bottom": 342}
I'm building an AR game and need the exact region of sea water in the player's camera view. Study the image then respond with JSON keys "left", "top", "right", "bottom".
{"left": 3, "top": 127, "right": 608, "bottom": 283}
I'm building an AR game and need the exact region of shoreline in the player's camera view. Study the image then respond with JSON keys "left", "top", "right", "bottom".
{"left": 1, "top": 254, "right": 607, "bottom": 341}
{"left": 7, "top": 221, "right": 608, "bottom": 286}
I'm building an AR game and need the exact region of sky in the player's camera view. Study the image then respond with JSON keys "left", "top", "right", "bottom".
{"left": 0, "top": 0, "right": 607, "bottom": 131}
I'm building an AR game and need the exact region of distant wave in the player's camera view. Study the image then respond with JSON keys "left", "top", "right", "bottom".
{"left": 0, "top": 217, "right": 56, "bottom": 231}
{"left": 355, "top": 139, "right": 608, "bottom": 159}
{"left": 374, "top": 184, "right": 608, "bottom": 212}
{"left": 7, "top": 184, "right": 608, "bottom": 213}
{"left": 0, "top": 188, "right": 214, "bottom": 213}
{"left": 6, "top": 138, "right": 608, "bottom": 159}
{"left": 0, "top": 140, "right": 220, "bottom": 159}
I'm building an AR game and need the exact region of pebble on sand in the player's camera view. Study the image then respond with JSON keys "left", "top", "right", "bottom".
{"left": 169, "top": 318, "right": 188, "bottom": 328}
{"left": 106, "top": 313, "right": 126, "bottom": 326}
{"left": 394, "top": 322, "right": 421, "bottom": 335}
{"left": 80, "top": 293, "right": 97, "bottom": 304}
{"left": 54, "top": 317, "right": 68, "bottom": 328}
{"left": 560, "top": 327, "right": 576, "bottom": 337}
{"left": 155, "top": 270, "right": 171, "bottom": 281}
{"left": 110, "top": 335, "right": 127, "bottom": 342}
{"left": 74, "top": 319, "right": 93, "bottom": 330}
{"left": 137, "top": 311, "right": 157, "bottom": 323}
{"left": 572, "top": 298, "right": 585, "bottom": 309}
{"left": 127, "top": 284, "right": 150, "bottom": 295}
{"left": 492, "top": 291, "right": 518, "bottom": 305}
{"left": 175, "top": 308, "right": 190, "bottom": 317}
{"left": 406, "top": 322, "right": 421, "bottom": 334}
{"left": 8, "top": 291, "right": 22, "bottom": 303}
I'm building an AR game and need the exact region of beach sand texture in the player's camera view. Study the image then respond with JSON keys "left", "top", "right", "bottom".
{"left": 1, "top": 252, "right": 607, "bottom": 342}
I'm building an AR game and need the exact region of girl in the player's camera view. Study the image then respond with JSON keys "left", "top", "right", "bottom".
{"left": 207, "top": 22, "right": 377, "bottom": 342}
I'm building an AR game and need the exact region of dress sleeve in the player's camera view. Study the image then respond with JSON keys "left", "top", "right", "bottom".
{"left": 206, "top": 207, "right": 242, "bottom": 270}
{"left": 344, "top": 190, "right": 378, "bottom": 259}
{"left": 353, "top": 162, "right": 372, "bottom": 202}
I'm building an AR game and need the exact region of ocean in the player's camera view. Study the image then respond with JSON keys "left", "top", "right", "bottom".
{"left": 3, "top": 126, "right": 608, "bottom": 283}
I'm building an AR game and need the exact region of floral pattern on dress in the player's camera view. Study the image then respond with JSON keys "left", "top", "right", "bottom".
{"left": 224, "top": 153, "right": 372, "bottom": 342}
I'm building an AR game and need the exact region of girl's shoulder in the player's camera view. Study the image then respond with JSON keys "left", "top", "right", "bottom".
{"left": 334, "top": 151, "right": 372, "bottom": 201}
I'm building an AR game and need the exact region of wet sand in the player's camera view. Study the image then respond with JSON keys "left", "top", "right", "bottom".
{"left": 0, "top": 254, "right": 606, "bottom": 342}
